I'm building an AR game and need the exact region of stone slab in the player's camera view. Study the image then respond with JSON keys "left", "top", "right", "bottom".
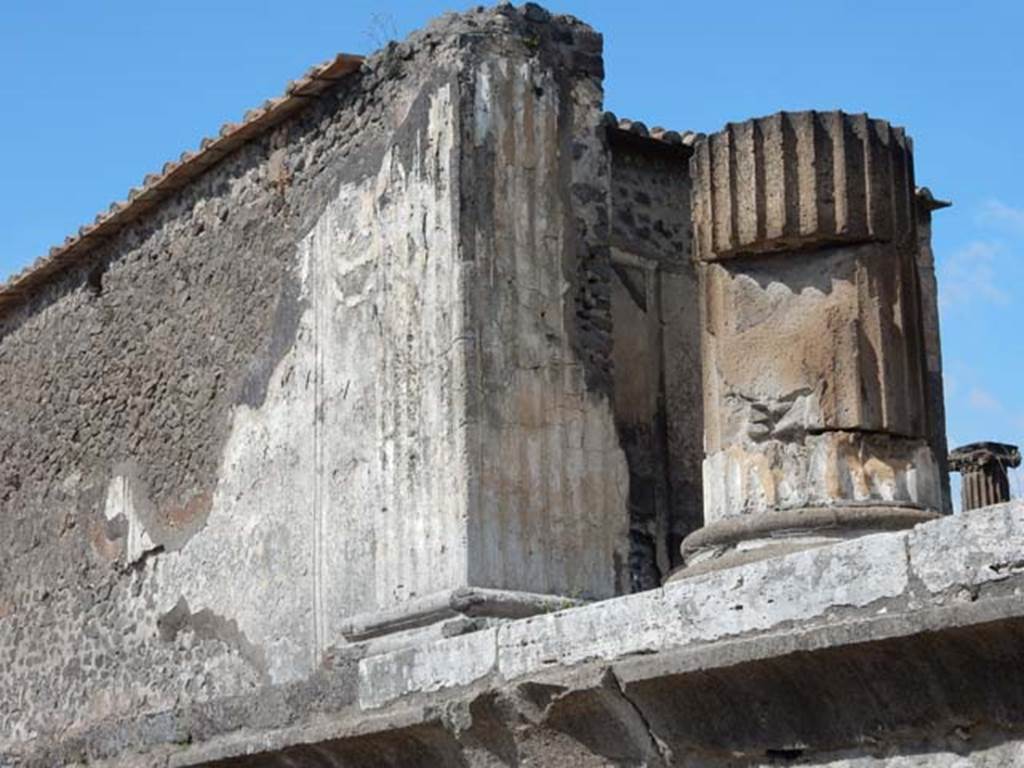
{"left": 358, "top": 628, "right": 498, "bottom": 710}
{"left": 909, "top": 501, "right": 1024, "bottom": 593}
{"left": 496, "top": 527, "right": 909, "bottom": 681}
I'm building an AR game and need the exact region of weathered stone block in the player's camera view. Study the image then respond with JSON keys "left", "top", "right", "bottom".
{"left": 498, "top": 529, "right": 910, "bottom": 683}
{"left": 909, "top": 501, "right": 1024, "bottom": 593}
{"left": 701, "top": 431, "right": 941, "bottom": 523}
{"left": 359, "top": 628, "right": 497, "bottom": 710}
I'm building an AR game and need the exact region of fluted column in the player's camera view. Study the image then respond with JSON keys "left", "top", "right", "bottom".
{"left": 675, "top": 111, "right": 944, "bottom": 577}
{"left": 950, "top": 442, "right": 1021, "bottom": 511}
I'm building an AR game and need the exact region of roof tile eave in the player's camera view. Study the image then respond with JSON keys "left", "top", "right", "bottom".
{"left": 604, "top": 112, "right": 702, "bottom": 149}
{"left": 0, "top": 52, "right": 364, "bottom": 312}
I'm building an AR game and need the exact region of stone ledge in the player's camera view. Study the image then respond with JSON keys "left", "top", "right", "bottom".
{"left": 337, "top": 587, "right": 583, "bottom": 643}
{"left": 360, "top": 502, "right": 1023, "bottom": 704}
{"left": 7, "top": 502, "right": 1024, "bottom": 767}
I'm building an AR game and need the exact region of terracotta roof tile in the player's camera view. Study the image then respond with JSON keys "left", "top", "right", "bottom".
{"left": 604, "top": 112, "right": 701, "bottom": 148}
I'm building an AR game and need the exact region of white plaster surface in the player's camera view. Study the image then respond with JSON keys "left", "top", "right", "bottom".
{"left": 495, "top": 530, "right": 909, "bottom": 682}
{"left": 124, "top": 55, "right": 632, "bottom": 694}
{"left": 103, "top": 474, "right": 157, "bottom": 565}
{"left": 358, "top": 628, "right": 497, "bottom": 709}
{"left": 812, "top": 742, "right": 1024, "bottom": 767}
{"left": 131, "top": 82, "right": 467, "bottom": 687}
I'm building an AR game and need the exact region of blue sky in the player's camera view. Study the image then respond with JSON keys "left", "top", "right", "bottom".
{"left": 3, "top": 1, "right": 1022, "bottom": 500}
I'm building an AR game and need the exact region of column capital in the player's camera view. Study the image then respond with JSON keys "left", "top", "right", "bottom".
{"left": 692, "top": 111, "right": 917, "bottom": 262}
{"left": 949, "top": 442, "right": 1021, "bottom": 473}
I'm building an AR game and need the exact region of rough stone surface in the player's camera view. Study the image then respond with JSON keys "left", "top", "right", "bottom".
{"left": 0, "top": 5, "right": 631, "bottom": 753}
{"left": 909, "top": 501, "right": 1024, "bottom": 593}
{"left": 358, "top": 628, "right": 498, "bottom": 710}
{"left": 6, "top": 502, "right": 1024, "bottom": 767}
{"left": 691, "top": 112, "right": 917, "bottom": 261}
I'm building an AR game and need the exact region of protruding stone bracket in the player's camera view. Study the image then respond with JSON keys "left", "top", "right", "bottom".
{"left": 916, "top": 186, "right": 952, "bottom": 214}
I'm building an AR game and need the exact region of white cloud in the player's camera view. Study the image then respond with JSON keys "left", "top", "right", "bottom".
{"left": 980, "top": 199, "right": 1024, "bottom": 233}
{"left": 938, "top": 240, "right": 1010, "bottom": 310}
{"left": 967, "top": 386, "right": 1002, "bottom": 412}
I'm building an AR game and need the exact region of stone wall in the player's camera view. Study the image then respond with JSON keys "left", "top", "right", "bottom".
{"left": 0, "top": 26, "right": 438, "bottom": 745}
{"left": 0, "top": 5, "right": 637, "bottom": 751}
{"left": 608, "top": 132, "right": 702, "bottom": 586}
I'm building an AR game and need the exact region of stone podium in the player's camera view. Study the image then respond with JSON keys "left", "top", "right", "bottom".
{"left": 678, "top": 111, "right": 946, "bottom": 574}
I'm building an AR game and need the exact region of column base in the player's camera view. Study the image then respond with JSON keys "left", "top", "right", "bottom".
{"left": 666, "top": 504, "right": 940, "bottom": 582}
